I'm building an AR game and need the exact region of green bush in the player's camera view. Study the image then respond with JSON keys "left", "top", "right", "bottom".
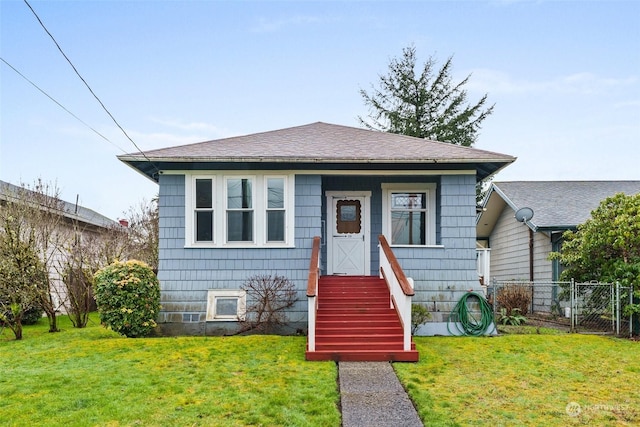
{"left": 498, "top": 307, "right": 527, "bottom": 326}
{"left": 93, "top": 260, "right": 160, "bottom": 337}
{"left": 21, "top": 304, "right": 44, "bottom": 325}
{"left": 1, "top": 302, "right": 42, "bottom": 326}
{"left": 411, "top": 303, "right": 431, "bottom": 335}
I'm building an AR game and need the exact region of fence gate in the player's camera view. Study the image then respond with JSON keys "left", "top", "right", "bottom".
{"left": 489, "top": 280, "right": 633, "bottom": 336}
{"left": 570, "top": 281, "right": 631, "bottom": 335}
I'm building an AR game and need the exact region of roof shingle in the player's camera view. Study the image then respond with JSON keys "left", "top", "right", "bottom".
{"left": 493, "top": 181, "right": 640, "bottom": 229}
{"left": 128, "top": 122, "right": 513, "bottom": 163}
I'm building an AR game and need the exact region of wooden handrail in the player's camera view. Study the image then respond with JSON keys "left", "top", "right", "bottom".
{"left": 307, "top": 236, "right": 321, "bottom": 297}
{"left": 378, "top": 235, "right": 414, "bottom": 296}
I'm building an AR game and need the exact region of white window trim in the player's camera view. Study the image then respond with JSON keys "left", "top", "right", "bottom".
{"left": 381, "top": 183, "right": 437, "bottom": 247}
{"left": 206, "top": 289, "right": 246, "bottom": 322}
{"left": 185, "top": 173, "right": 295, "bottom": 248}
{"left": 186, "top": 175, "right": 216, "bottom": 245}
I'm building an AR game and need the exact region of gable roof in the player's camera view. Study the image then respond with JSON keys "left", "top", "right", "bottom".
{"left": 118, "top": 122, "right": 515, "bottom": 181}
{"left": 477, "top": 180, "right": 640, "bottom": 238}
{"left": 0, "top": 180, "right": 117, "bottom": 230}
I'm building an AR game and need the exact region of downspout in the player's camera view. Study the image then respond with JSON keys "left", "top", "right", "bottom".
{"left": 529, "top": 228, "right": 534, "bottom": 281}
{"left": 529, "top": 227, "right": 534, "bottom": 315}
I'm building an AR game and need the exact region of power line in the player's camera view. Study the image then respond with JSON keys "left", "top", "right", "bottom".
{"left": 22, "top": 0, "right": 159, "bottom": 174}
{"left": 1, "top": 57, "right": 128, "bottom": 154}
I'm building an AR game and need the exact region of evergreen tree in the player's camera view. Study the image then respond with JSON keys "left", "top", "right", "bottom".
{"left": 359, "top": 45, "right": 494, "bottom": 147}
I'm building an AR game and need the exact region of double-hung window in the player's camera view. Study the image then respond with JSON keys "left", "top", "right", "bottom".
{"left": 186, "top": 174, "right": 294, "bottom": 247}
{"left": 194, "top": 178, "right": 214, "bottom": 242}
{"left": 266, "top": 177, "right": 286, "bottom": 242}
{"left": 226, "top": 178, "right": 254, "bottom": 242}
{"left": 382, "top": 183, "right": 436, "bottom": 246}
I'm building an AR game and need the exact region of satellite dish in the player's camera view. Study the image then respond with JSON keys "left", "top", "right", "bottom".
{"left": 515, "top": 207, "right": 534, "bottom": 223}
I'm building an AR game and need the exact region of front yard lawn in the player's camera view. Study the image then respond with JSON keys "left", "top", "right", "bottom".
{"left": 397, "top": 334, "right": 640, "bottom": 426}
{"left": 0, "top": 314, "right": 339, "bottom": 426}
{"left": 2, "top": 316, "right": 638, "bottom": 426}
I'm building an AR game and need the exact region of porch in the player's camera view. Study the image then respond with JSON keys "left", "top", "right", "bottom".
{"left": 306, "top": 235, "right": 419, "bottom": 362}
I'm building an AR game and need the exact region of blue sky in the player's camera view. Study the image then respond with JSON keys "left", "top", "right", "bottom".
{"left": 1, "top": 0, "right": 639, "bottom": 220}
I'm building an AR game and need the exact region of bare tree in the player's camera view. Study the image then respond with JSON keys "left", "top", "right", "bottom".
{"left": 59, "top": 235, "right": 95, "bottom": 328}
{"left": 0, "top": 180, "right": 62, "bottom": 336}
{"left": 0, "top": 212, "right": 48, "bottom": 339}
{"left": 238, "top": 275, "right": 298, "bottom": 334}
{"left": 124, "top": 198, "right": 159, "bottom": 272}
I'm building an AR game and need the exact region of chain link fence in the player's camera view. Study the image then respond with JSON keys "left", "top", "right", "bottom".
{"left": 487, "top": 280, "right": 634, "bottom": 336}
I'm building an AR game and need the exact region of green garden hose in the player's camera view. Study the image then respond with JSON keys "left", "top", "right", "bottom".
{"left": 447, "top": 292, "right": 496, "bottom": 336}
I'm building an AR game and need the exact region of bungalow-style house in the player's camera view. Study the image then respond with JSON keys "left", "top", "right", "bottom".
{"left": 0, "top": 180, "right": 119, "bottom": 312}
{"left": 119, "top": 122, "right": 514, "bottom": 361}
{"left": 476, "top": 181, "right": 640, "bottom": 284}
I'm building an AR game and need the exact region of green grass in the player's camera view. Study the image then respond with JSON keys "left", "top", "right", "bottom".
{"left": 3, "top": 316, "right": 639, "bottom": 426}
{"left": 395, "top": 334, "right": 640, "bottom": 426}
{"left": 0, "top": 315, "right": 340, "bottom": 426}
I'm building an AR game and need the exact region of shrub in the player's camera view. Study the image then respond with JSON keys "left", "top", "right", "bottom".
{"left": 496, "top": 284, "right": 532, "bottom": 316}
{"left": 239, "top": 274, "right": 297, "bottom": 334}
{"left": 93, "top": 260, "right": 160, "bottom": 337}
{"left": 1, "top": 301, "right": 42, "bottom": 326}
{"left": 62, "top": 265, "right": 96, "bottom": 328}
{"left": 21, "top": 304, "right": 44, "bottom": 325}
{"left": 498, "top": 307, "right": 527, "bottom": 326}
{"left": 411, "top": 303, "right": 431, "bottom": 335}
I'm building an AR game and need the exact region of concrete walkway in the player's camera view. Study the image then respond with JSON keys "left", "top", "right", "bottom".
{"left": 339, "top": 362, "right": 424, "bottom": 427}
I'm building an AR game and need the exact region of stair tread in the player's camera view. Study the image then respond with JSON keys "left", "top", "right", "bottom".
{"left": 307, "top": 275, "right": 418, "bottom": 362}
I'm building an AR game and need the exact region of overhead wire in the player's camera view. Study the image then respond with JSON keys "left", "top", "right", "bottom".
{"left": 22, "top": 0, "right": 159, "bottom": 175}
{"left": 0, "top": 57, "right": 128, "bottom": 154}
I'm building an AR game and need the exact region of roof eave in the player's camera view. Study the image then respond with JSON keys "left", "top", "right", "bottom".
{"left": 117, "top": 155, "right": 514, "bottom": 164}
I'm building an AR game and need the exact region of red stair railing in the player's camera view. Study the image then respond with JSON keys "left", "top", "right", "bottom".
{"left": 378, "top": 234, "right": 414, "bottom": 351}
{"left": 306, "top": 236, "right": 321, "bottom": 352}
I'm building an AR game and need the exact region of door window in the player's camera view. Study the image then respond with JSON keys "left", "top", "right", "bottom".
{"left": 336, "top": 200, "right": 361, "bottom": 234}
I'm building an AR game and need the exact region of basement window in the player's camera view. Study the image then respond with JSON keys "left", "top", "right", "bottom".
{"left": 182, "top": 313, "right": 200, "bottom": 323}
{"left": 206, "top": 290, "right": 246, "bottom": 321}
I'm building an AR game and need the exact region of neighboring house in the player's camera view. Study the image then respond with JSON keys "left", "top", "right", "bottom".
{"left": 0, "top": 180, "right": 119, "bottom": 311}
{"left": 476, "top": 181, "right": 640, "bottom": 284}
{"left": 118, "top": 122, "right": 515, "bottom": 339}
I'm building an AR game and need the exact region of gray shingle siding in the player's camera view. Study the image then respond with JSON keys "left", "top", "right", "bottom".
{"left": 156, "top": 172, "right": 480, "bottom": 332}
{"left": 319, "top": 174, "right": 478, "bottom": 322}
{"left": 402, "top": 175, "right": 480, "bottom": 322}
{"left": 156, "top": 173, "right": 322, "bottom": 331}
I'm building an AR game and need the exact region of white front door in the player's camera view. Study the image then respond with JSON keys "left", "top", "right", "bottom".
{"left": 326, "top": 192, "right": 370, "bottom": 275}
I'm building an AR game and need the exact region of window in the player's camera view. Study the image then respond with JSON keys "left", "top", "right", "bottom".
{"left": 186, "top": 174, "right": 294, "bottom": 247}
{"left": 336, "top": 199, "right": 361, "bottom": 234}
{"left": 226, "top": 178, "right": 254, "bottom": 242}
{"left": 195, "top": 178, "right": 214, "bottom": 242}
{"left": 266, "top": 177, "right": 285, "bottom": 242}
{"left": 206, "top": 290, "right": 246, "bottom": 321}
{"left": 382, "top": 183, "right": 436, "bottom": 246}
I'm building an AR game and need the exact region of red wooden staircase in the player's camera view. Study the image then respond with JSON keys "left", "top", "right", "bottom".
{"left": 305, "top": 275, "right": 419, "bottom": 362}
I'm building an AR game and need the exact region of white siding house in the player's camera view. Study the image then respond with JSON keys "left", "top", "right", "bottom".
{"left": 0, "top": 180, "right": 119, "bottom": 312}
{"left": 477, "top": 181, "right": 640, "bottom": 283}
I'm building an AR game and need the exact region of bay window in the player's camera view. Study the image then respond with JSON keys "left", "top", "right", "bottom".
{"left": 186, "top": 174, "right": 294, "bottom": 247}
